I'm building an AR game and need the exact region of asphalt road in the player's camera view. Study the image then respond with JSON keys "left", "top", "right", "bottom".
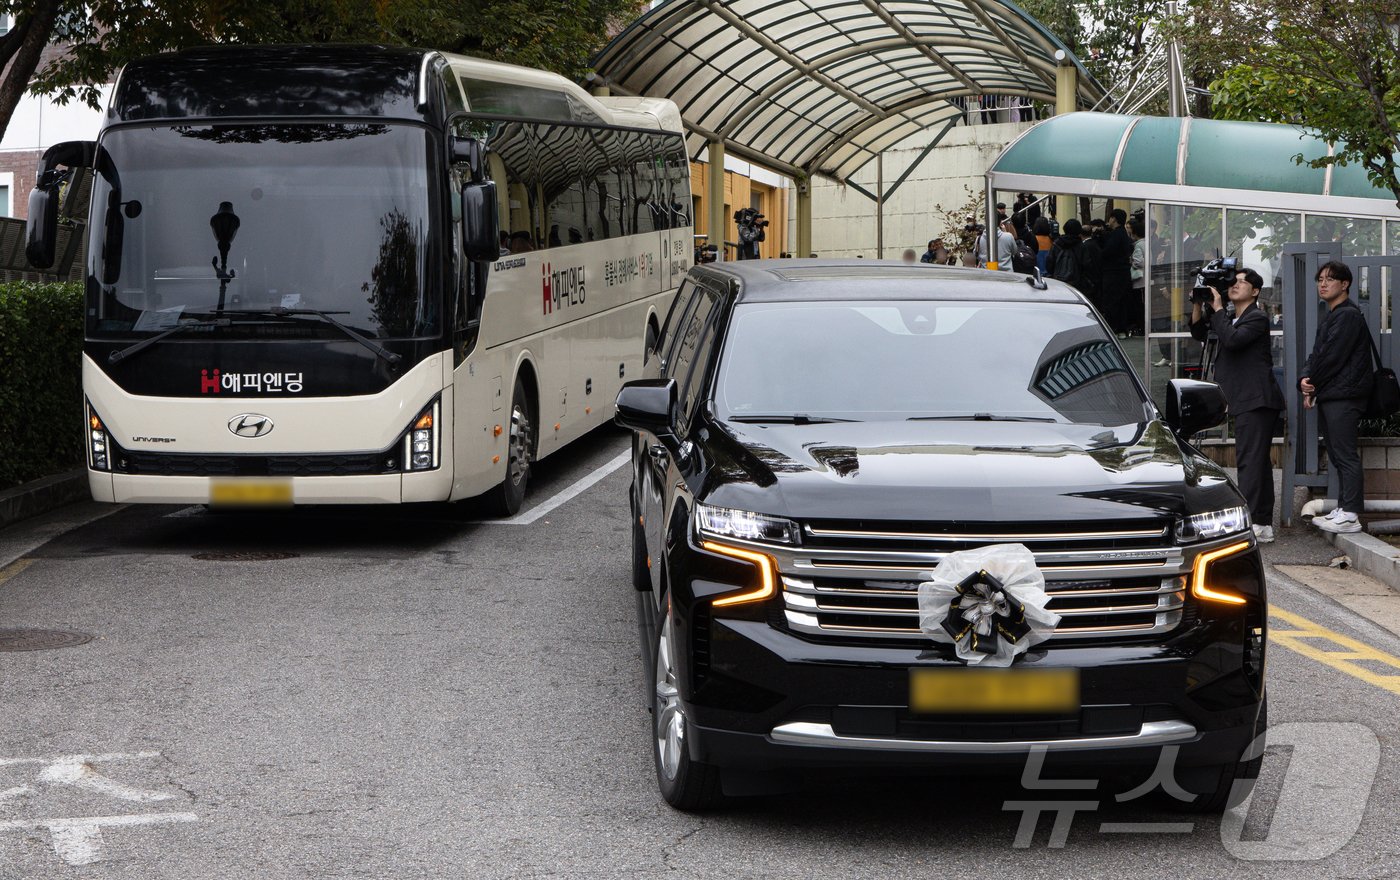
{"left": 1, "top": 425, "right": 1398, "bottom": 878}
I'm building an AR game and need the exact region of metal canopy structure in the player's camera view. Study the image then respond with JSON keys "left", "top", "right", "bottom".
{"left": 592, "top": 0, "right": 1103, "bottom": 184}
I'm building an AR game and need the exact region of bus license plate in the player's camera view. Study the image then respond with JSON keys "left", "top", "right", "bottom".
{"left": 209, "top": 479, "right": 293, "bottom": 506}
{"left": 910, "top": 667, "right": 1079, "bottom": 714}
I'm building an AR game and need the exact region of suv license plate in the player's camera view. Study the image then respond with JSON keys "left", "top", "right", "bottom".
{"left": 209, "top": 479, "right": 293, "bottom": 506}
{"left": 910, "top": 667, "right": 1079, "bottom": 714}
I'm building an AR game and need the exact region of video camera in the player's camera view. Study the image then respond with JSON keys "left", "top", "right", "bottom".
{"left": 1190, "top": 256, "right": 1238, "bottom": 305}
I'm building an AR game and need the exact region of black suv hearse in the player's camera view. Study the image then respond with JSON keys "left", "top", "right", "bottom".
{"left": 616, "top": 261, "right": 1265, "bottom": 811}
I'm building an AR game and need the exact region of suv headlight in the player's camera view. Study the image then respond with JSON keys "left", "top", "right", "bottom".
{"left": 1176, "top": 506, "right": 1250, "bottom": 542}
{"left": 695, "top": 503, "right": 799, "bottom": 545}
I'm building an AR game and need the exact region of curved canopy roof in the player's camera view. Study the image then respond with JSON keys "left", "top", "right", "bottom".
{"left": 990, "top": 112, "right": 1400, "bottom": 216}
{"left": 592, "top": 0, "right": 1102, "bottom": 182}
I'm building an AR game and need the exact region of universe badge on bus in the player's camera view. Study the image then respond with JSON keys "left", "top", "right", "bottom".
{"left": 209, "top": 479, "right": 293, "bottom": 507}
{"left": 909, "top": 667, "right": 1079, "bottom": 714}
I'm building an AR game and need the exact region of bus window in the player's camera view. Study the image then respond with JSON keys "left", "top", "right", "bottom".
{"left": 660, "top": 136, "right": 691, "bottom": 229}
{"left": 536, "top": 123, "right": 589, "bottom": 246}
{"left": 460, "top": 117, "right": 538, "bottom": 252}
{"left": 589, "top": 127, "right": 630, "bottom": 240}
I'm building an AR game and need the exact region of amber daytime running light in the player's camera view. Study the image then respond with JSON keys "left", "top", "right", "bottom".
{"left": 703, "top": 541, "right": 777, "bottom": 607}
{"left": 1191, "top": 540, "right": 1252, "bottom": 605}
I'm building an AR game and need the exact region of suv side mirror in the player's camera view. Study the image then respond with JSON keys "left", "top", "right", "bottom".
{"left": 462, "top": 180, "right": 498, "bottom": 262}
{"left": 615, "top": 379, "right": 677, "bottom": 436}
{"left": 1165, "top": 379, "right": 1227, "bottom": 437}
{"left": 25, "top": 140, "right": 95, "bottom": 269}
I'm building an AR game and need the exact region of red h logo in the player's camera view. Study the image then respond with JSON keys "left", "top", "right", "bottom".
{"left": 542, "top": 263, "right": 552, "bottom": 315}
{"left": 201, "top": 369, "right": 220, "bottom": 394}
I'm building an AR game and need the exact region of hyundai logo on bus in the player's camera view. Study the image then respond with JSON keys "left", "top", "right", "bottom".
{"left": 541, "top": 262, "right": 586, "bottom": 315}
{"left": 228, "top": 414, "right": 274, "bottom": 438}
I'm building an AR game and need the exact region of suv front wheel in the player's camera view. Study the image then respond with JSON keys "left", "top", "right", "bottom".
{"left": 651, "top": 604, "right": 723, "bottom": 810}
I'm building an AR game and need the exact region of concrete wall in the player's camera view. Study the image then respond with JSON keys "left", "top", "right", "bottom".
{"left": 791, "top": 119, "right": 1034, "bottom": 260}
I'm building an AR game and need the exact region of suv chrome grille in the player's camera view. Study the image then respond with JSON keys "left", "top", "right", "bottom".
{"left": 770, "top": 520, "right": 1185, "bottom": 643}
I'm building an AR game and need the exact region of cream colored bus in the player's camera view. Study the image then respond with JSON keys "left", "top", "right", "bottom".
{"left": 26, "top": 45, "right": 692, "bottom": 514}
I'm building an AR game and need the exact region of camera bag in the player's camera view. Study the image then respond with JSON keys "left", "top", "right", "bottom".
{"left": 1365, "top": 331, "right": 1400, "bottom": 419}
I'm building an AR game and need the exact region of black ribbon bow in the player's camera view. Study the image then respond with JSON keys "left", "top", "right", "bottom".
{"left": 939, "top": 569, "right": 1033, "bottom": 655}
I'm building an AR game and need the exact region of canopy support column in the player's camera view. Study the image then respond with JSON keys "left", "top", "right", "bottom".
{"left": 1054, "top": 53, "right": 1078, "bottom": 226}
{"left": 796, "top": 176, "right": 812, "bottom": 258}
{"left": 707, "top": 140, "right": 726, "bottom": 262}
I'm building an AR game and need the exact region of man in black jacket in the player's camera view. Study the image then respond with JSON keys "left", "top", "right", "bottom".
{"left": 1301, "top": 261, "right": 1373, "bottom": 534}
{"left": 1050, "top": 219, "right": 1085, "bottom": 292}
{"left": 1191, "top": 267, "right": 1284, "bottom": 542}
{"left": 1100, "top": 209, "right": 1134, "bottom": 335}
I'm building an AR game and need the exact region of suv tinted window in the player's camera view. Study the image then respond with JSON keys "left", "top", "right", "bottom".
{"left": 714, "top": 299, "right": 1146, "bottom": 426}
{"left": 666, "top": 286, "right": 720, "bottom": 420}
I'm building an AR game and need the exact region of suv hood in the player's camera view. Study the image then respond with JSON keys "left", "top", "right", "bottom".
{"left": 701, "top": 418, "right": 1240, "bottom": 523}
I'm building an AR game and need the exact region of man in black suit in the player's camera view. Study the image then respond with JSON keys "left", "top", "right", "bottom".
{"left": 1190, "top": 267, "right": 1284, "bottom": 542}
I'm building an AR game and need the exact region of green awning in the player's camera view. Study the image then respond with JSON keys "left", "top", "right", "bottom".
{"left": 989, "top": 112, "right": 1400, "bottom": 216}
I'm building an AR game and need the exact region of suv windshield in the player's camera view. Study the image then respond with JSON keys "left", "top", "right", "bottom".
{"left": 88, "top": 123, "right": 436, "bottom": 339}
{"left": 714, "top": 299, "right": 1149, "bottom": 426}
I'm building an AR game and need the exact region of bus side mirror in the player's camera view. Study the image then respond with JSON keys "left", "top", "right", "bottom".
{"left": 25, "top": 140, "right": 95, "bottom": 269}
{"left": 25, "top": 174, "right": 61, "bottom": 268}
{"left": 462, "top": 180, "right": 498, "bottom": 262}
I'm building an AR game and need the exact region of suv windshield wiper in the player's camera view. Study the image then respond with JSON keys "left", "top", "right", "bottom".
{"left": 726, "top": 414, "right": 857, "bottom": 424}
{"left": 907, "top": 413, "right": 1060, "bottom": 423}
{"left": 191, "top": 307, "right": 402, "bottom": 365}
{"left": 108, "top": 318, "right": 228, "bottom": 365}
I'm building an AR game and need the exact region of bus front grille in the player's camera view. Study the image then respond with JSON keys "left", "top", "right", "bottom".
{"left": 117, "top": 449, "right": 392, "bottom": 477}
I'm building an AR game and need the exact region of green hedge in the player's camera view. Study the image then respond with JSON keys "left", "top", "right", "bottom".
{"left": 0, "top": 281, "right": 85, "bottom": 490}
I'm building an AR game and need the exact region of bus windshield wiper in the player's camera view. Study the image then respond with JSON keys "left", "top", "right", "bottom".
{"left": 199, "top": 307, "right": 402, "bottom": 365}
{"left": 907, "top": 413, "right": 1060, "bottom": 422}
{"left": 726, "top": 414, "right": 857, "bottom": 424}
{"left": 108, "top": 319, "right": 228, "bottom": 365}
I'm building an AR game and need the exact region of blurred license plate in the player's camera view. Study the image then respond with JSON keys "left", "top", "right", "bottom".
{"left": 910, "top": 667, "right": 1079, "bottom": 714}
{"left": 209, "top": 479, "right": 293, "bottom": 506}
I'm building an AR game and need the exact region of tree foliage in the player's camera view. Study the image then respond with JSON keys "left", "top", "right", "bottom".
{"left": 0, "top": 0, "right": 646, "bottom": 143}
{"left": 1181, "top": 0, "right": 1400, "bottom": 208}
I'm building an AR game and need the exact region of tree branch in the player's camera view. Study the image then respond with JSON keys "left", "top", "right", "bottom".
{"left": 0, "top": 0, "right": 63, "bottom": 157}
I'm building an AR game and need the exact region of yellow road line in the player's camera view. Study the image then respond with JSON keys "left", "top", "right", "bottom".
{"left": 1269, "top": 604, "right": 1400, "bottom": 697}
{"left": 0, "top": 558, "right": 35, "bottom": 587}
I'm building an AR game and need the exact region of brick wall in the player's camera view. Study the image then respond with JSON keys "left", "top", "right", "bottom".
{"left": 0, "top": 149, "right": 42, "bottom": 218}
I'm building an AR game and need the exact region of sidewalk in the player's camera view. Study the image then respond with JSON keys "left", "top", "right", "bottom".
{"left": 0, "top": 469, "right": 88, "bottom": 531}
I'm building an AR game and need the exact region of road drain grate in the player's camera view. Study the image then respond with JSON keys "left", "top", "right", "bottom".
{"left": 192, "top": 551, "right": 299, "bottom": 561}
{"left": 0, "top": 628, "right": 95, "bottom": 652}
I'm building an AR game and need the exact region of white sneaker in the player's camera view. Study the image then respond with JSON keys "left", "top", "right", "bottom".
{"left": 1153, "top": 357, "right": 1172, "bottom": 367}
{"left": 1252, "top": 524, "right": 1275, "bottom": 544}
{"left": 1315, "top": 511, "right": 1361, "bottom": 534}
{"left": 1311, "top": 507, "right": 1343, "bottom": 526}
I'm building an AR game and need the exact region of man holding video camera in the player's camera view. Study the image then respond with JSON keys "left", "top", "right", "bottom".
{"left": 1190, "top": 266, "right": 1284, "bottom": 543}
{"left": 735, "top": 208, "right": 767, "bottom": 260}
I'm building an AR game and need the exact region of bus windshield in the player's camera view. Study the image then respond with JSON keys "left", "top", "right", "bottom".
{"left": 88, "top": 123, "right": 437, "bottom": 339}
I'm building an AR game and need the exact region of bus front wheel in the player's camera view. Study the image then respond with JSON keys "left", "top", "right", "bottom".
{"left": 485, "top": 376, "right": 535, "bottom": 516}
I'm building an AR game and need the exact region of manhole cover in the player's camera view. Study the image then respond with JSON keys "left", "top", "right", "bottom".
{"left": 0, "top": 628, "right": 94, "bottom": 652}
{"left": 191, "top": 551, "right": 299, "bottom": 561}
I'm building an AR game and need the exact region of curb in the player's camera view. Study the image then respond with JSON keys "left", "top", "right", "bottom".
{"left": 1328, "top": 529, "right": 1400, "bottom": 593}
{"left": 0, "top": 469, "right": 90, "bottom": 530}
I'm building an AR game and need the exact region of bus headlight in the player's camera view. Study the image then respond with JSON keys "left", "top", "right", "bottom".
{"left": 402, "top": 398, "right": 441, "bottom": 471}
{"left": 86, "top": 404, "right": 110, "bottom": 471}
